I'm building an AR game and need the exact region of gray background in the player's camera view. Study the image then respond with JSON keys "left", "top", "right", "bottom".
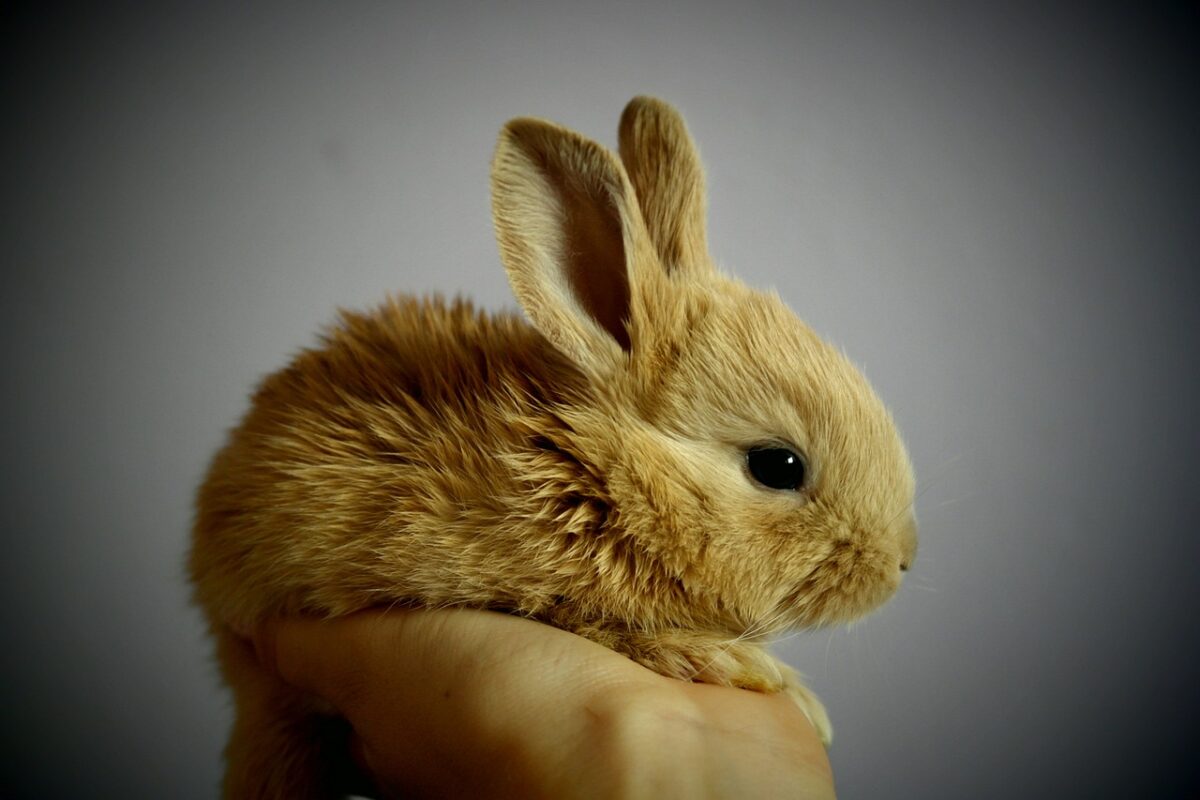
{"left": 4, "top": 2, "right": 1198, "bottom": 798}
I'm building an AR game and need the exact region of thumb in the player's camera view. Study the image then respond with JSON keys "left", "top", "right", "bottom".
{"left": 251, "top": 613, "right": 386, "bottom": 714}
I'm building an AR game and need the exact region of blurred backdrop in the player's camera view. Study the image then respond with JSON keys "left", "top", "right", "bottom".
{"left": 3, "top": 2, "right": 1198, "bottom": 797}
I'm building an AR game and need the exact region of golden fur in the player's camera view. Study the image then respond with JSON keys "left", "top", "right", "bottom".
{"left": 191, "top": 96, "right": 916, "bottom": 798}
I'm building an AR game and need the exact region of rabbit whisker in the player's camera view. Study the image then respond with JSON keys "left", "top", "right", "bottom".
{"left": 681, "top": 605, "right": 793, "bottom": 683}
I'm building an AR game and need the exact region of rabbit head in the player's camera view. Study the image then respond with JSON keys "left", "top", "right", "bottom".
{"left": 491, "top": 97, "right": 916, "bottom": 638}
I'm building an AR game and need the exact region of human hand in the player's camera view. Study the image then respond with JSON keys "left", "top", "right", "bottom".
{"left": 253, "top": 609, "right": 836, "bottom": 799}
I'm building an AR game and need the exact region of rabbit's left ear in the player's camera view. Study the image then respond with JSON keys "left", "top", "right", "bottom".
{"left": 491, "top": 117, "right": 657, "bottom": 377}
{"left": 618, "top": 97, "right": 712, "bottom": 276}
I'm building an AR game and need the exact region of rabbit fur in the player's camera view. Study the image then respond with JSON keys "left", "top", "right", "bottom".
{"left": 190, "top": 96, "right": 917, "bottom": 798}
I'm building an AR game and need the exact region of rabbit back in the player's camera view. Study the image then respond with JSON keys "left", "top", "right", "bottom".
{"left": 190, "top": 295, "right": 601, "bottom": 634}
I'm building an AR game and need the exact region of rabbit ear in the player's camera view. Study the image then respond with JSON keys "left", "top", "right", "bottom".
{"left": 618, "top": 97, "right": 711, "bottom": 276}
{"left": 491, "top": 117, "right": 653, "bottom": 375}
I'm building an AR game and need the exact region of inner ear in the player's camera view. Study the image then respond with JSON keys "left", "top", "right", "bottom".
{"left": 559, "top": 180, "right": 632, "bottom": 351}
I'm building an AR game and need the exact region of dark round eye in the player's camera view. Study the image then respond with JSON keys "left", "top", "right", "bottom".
{"left": 746, "top": 446, "right": 806, "bottom": 491}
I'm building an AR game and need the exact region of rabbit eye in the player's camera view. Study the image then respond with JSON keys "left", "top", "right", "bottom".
{"left": 746, "top": 446, "right": 806, "bottom": 491}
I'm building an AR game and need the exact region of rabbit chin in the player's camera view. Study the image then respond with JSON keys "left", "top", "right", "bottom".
{"left": 778, "top": 544, "right": 905, "bottom": 629}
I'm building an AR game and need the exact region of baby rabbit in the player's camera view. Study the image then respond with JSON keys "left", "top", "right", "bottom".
{"left": 191, "top": 96, "right": 917, "bottom": 798}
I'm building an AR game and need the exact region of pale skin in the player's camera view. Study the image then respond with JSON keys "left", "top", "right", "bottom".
{"left": 252, "top": 609, "right": 836, "bottom": 799}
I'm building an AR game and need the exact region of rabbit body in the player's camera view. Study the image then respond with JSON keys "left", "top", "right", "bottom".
{"left": 191, "top": 97, "right": 916, "bottom": 798}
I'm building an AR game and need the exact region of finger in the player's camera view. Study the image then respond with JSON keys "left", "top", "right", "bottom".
{"left": 252, "top": 614, "right": 377, "bottom": 710}
{"left": 259, "top": 609, "right": 650, "bottom": 714}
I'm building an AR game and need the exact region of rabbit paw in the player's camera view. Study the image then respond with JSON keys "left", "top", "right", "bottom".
{"left": 776, "top": 664, "right": 833, "bottom": 746}
{"left": 692, "top": 643, "right": 833, "bottom": 747}
{"left": 587, "top": 627, "right": 834, "bottom": 746}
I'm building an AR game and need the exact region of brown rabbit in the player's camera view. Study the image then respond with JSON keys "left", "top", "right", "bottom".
{"left": 190, "top": 96, "right": 917, "bottom": 798}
